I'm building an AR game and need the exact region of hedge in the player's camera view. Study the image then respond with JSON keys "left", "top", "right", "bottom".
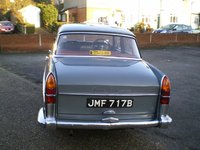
{"left": 17, "top": 23, "right": 35, "bottom": 34}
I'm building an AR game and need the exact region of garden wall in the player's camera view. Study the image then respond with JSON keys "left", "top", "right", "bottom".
{"left": 0, "top": 33, "right": 199, "bottom": 53}
{"left": 0, "top": 34, "right": 55, "bottom": 53}
{"left": 135, "top": 33, "right": 200, "bottom": 48}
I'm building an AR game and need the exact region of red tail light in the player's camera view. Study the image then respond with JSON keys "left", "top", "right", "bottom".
{"left": 46, "top": 73, "right": 57, "bottom": 104}
{"left": 160, "top": 76, "right": 171, "bottom": 104}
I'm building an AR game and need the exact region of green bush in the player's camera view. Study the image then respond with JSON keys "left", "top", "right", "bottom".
{"left": 51, "top": 22, "right": 65, "bottom": 32}
{"left": 16, "top": 23, "right": 35, "bottom": 34}
{"left": 25, "top": 24, "right": 35, "bottom": 34}
{"left": 37, "top": 4, "right": 58, "bottom": 32}
{"left": 134, "top": 22, "right": 145, "bottom": 33}
{"left": 16, "top": 23, "right": 22, "bottom": 33}
{"left": 0, "top": 11, "right": 11, "bottom": 21}
{"left": 131, "top": 22, "right": 153, "bottom": 33}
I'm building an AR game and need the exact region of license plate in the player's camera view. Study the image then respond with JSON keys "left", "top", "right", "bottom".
{"left": 87, "top": 98, "right": 133, "bottom": 108}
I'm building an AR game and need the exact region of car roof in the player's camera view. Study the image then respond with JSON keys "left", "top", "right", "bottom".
{"left": 58, "top": 23, "right": 135, "bottom": 37}
{"left": 166, "top": 23, "right": 190, "bottom": 26}
{"left": 0, "top": 21, "right": 12, "bottom": 23}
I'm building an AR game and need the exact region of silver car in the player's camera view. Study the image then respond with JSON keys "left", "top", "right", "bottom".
{"left": 38, "top": 24, "right": 172, "bottom": 129}
{"left": 153, "top": 24, "right": 192, "bottom": 34}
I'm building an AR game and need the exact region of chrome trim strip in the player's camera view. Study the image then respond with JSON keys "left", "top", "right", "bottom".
{"left": 38, "top": 108, "right": 46, "bottom": 127}
{"left": 59, "top": 32, "right": 135, "bottom": 38}
{"left": 103, "top": 110, "right": 116, "bottom": 115}
{"left": 102, "top": 117, "right": 119, "bottom": 123}
{"left": 46, "top": 94, "right": 56, "bottom": 97}
{"left": 58, "top": 92, "right": 157, "bottom": 97}
{"left": 161, "top": 96, "right": 170, "bottom": 98}
{"left": 56, "top": 120, "right": 159, "bottom": 129}
{"left": 159, "top": 115, "right": 172, "bottom": 128}
{"left": 54, "top": 55, "right": 142, "bottom": 61}
{"left": 160, "top": 104, "right": 169, "bottom": 116}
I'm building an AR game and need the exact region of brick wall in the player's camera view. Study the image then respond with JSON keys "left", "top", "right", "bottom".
{"left": 0, "top": 33, "right": 199, "bottom": 53}
{"left": 78, "top": 8, "right": 86, "bottom": 22}
{"left": 135, "top": 33, "right": 200, "bottom": 48}
{"left": 0, "top": 34, "right": 55, "bottom": 53}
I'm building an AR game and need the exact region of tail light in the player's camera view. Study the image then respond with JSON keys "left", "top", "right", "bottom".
{"left": 45, "top": 73, "right": 57, "bottom": 104}
{"left": 159, "top": 76, "right": 172, "bottom": 128}
{"left": 160, "top": 76, "right": 171, "bottom": 104}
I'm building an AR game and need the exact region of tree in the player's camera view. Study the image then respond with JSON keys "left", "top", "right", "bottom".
{"left": 9, "top": 0, "right": 34, "bottom": 23}
{"left": 33, "top": 0, "right": 52, "bottom": 4}
{"left": 37, "top": 3, "right": 58, "bottom": 30}
{"left": 0, "top": 0, "right": 10, "bottom": 10}
{"left": 0, "top": 0, "right": 11, "bottom": 20}
{"left": 10, "top": 0, "right": 34, "bottom": 11}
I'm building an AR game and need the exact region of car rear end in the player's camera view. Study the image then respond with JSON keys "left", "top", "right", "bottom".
{"left": 38, "top": 24, "right": 172, "bottom": 129}
{"left": 38, "top": 67, "right": 171, "bottom": 129}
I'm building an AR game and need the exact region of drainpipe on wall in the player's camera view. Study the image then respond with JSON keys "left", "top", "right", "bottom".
{"left": 157, "top": 14, "right": 160, "bottom": 28}
{"left": 198, "top": 13, "right": 200, "bottom": 29}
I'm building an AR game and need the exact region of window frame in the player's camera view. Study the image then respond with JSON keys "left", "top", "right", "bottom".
{"left": 55, "top": 32, "right": 141, "bottom": 59}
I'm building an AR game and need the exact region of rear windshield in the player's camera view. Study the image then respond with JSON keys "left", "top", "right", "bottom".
{"left": 56, "top": 33, "right": 140, "bottom": 59}
{"left": 0, "top": 22, "right": 13, "bottom": 26}
{"left": 162, "top": 24, "right": 177, "bottom": 29}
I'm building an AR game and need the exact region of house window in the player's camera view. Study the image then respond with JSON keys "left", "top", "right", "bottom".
{"left": 170, "top": 15, "right": 178, "bottom": 23}
{"left": 98, "top": 17, "right": 108, "bottom": 25}
{"left": 61, "top": 14, "right": 66, "bottom": 22}
{"left": 141, "top": 16, "right": 150, "bottom": 24}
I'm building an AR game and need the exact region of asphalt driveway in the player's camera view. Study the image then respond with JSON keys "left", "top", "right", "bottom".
{"left": 0, "top": 46, "right": 200, "bottom": 150}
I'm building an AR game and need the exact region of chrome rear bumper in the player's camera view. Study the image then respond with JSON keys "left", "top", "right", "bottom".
{"left": 38, "top": 108, "right": 172, "bottom": 129}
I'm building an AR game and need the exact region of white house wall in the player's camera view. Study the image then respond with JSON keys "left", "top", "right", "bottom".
{"left": 63, "top": 0, "right": 199, "bottom": 29}
{"left": 19, "top": 5, "right": 41, "bottom": 28}
{"left": 190, "top": 0, "right": 200, "bottom": 28}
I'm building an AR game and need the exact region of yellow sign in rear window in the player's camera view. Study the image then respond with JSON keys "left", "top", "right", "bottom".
{"left": 90, "top": 50, "right": 111, "bottom": 56}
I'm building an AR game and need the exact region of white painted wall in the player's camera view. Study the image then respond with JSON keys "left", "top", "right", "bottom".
{"left": 63, "top": 0, "right": 199, "bottom": 29}
{"left": 19, "top": 5, "right": 41, "bottom": 28}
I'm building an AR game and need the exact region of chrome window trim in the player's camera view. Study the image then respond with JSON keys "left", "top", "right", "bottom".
{"left": 59, "top": 32, "right": 135, "bottom": 39}
{"left": 58, "top": 92, "right": 158, "bottom": 97}
{"left": 54, "top": 55, "right": 142, "bottom": 61}
{"left": 55, "top": 32, "right": 141, "bottom": 59}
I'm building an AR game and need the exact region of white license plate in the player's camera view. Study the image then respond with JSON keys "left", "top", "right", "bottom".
{"left": 87, "top": 98, "right": 133, "bottom": 108}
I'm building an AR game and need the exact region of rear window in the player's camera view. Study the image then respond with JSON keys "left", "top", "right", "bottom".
{"left": 56, "top": 33, "right": 140, "bottom": 59}
{"left": 162, "top": 24, "right": 176, "bottom": 29}
{"left": 0, "top": 22, "right": 13, "bottom": 26}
